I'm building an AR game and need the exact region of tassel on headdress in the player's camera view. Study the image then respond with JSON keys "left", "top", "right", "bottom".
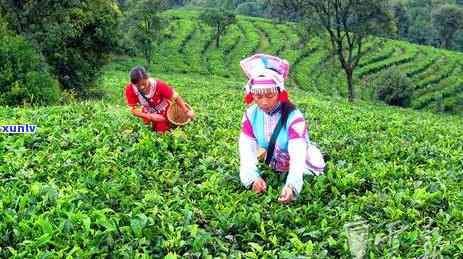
{"left": 244, "top": 93, "right": 254, "bottom": 104}
{"left": 278, "top": 90, "right": 288, "bottom": 102}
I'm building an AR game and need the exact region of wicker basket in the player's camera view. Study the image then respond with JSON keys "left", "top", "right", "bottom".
{"left": 167, "top": 102, "right": 192, "bottom": 126}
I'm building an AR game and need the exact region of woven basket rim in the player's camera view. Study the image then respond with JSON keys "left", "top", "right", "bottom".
{"left": 167, "top": 102, "right": 192, "bottom": 126}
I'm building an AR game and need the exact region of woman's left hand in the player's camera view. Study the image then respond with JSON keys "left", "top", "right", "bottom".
{"left": 278, "top": 186, "right": 294, "bottom": 204}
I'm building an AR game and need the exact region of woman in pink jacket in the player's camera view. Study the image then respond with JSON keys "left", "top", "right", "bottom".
{"left": 239, "top": 54, "right": 325, "bottom": 203}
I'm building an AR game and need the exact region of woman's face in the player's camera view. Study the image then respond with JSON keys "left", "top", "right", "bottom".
{"left": 253, "top": 92, "right": 279, "bottom": 113}
{"left": 137, "top": 78, "right": 149, "bottom": 91}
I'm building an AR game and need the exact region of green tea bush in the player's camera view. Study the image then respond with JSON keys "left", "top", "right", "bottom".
{"left": 358, "top": 44, "right": 395, "bottom": 68}
{"left": 207, "top": 23, "right": 242, "bottom": 77}
{"left": 374, "top": 67, "right": 414, "bottom": 107}
{"left": 0, "top": 33, "right": 60, "bottom": 106}
{"left": 414, "top": 61, "right": 456, "bottom": 90}
{"left": 403, "top": 55, "right": 435, "bottom": 78}
{"left": 1, "top": 62, "right": 462, "bottom": 257}
{"left": 277, "top": 28, "right": 300, "bottom": 64}
{"left": 235, "top": 20, "right": 259, "bottom": 61}
{"left": 413, "top": 65, "right": 463, "bottom": 99}
{"left": 357, "top": 43, "right": 418, "bottom": 78}
{"left": 152, "top": 19, "right": 195, "bottom": 73}
{"left": 253, "top": 21, "right": 284, "bottom": 55}
{"left": 273, "top": 25, "right": 289, "bottom": 56}
{"left": 413, "top": 81, "right": 463, "bottom": 111}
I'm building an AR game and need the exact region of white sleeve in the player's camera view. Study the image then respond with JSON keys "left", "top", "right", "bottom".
{"left": 239, "top": 133, "right": 260, "bottom": 188}
{"left": 286, "top": 138, "right": 307, "bottom": 197}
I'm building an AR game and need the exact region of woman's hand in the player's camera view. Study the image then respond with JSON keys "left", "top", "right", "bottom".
{"left": 278, "top": 186, "right": 294, "bottom": 204}
{"left": 130, "top": 107, "right": 146, "bottom": 118}
{"left": 252, "top": 177, "right": 267, "bottom": 193}
{"left": 130, "top": 106, "right": 139, "bottom": 115}
{"left": 129, "top": 107, "right": 165, "bottom": 122}
{"left": 149, "top": 113, "right": 166, "bottom": 122}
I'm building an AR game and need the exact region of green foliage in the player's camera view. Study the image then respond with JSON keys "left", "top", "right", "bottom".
{"left": 432, "top": 4, "right": 463, "bottom": 49}
{"left": 392, "top": 0, "right": 411, "bottom": 39}
{"left": 374, "top": 67, "right": 414, "bottom": 107}
{"left": 236, "top": 2, "right": 268, "bottom": 17}
{"left": 357, "top": 42, "right": 418, "bottom": 78}
{"left": 205, "top": 23, "right": 242, "bottom": 77}
{"left": 0, "top": 15, "right": 7, "bottom": 36}
{"left": 405, "top": 0, "right": 435, "bottom": 45}
{"left": 0, "top": 33, "right": 60, "bottom": 106}
{"left": 116, "top": 0, "right": 129, "bottom": 9}
{"left": 0, "top": 58, "right": 462, "bottom": 257}
{"left": 393, "top": 0, "right": 463, "bottom": 51}
{"left": 152, "top": 19, "right": 197, "bottom": 73}
{"left": 1, "top": 8, "right": 462, "bottom": 257}
{"left": 0, "top": 0, "right": 121, "bottom": 93}
{"left": 293, "top": 18, "right": 313, "bottom": 48}
{"left": 229, "top": 20, "right": 259, "bottom": 72}
{"left": 122, "top": 0, "right": 169, "bottom": 69}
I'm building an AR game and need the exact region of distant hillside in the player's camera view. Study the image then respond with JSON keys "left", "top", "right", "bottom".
{"left": 150, "top": 9, "right": 463, "bottom": 115}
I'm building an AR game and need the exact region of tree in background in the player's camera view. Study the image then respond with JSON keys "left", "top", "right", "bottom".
{"left": 432, "top": 4, "right": 463, "bottom": 49}
{"left": 0, "top": 0, "right": 121, "bottom": 93}
{"left": 269, "top": 0, "right": 394, "bottom": 102}
{"left": 180, "top": 0, "right": 463, "bottom": 52}
{"left": 236, "top": 1, "right": 268, "bottom": 17}
{"left": 267, "top": 0, "right": 301, "bottom": 22}
{"left": 0, "top": 21, "right": 60, "bottom": 106}
{"left": 406, "top": 0, "right": 435, "bottom": 45}
{"left": 200, "top": 8, "right": 236, "bottom": 48}
{"left": 127, "top": 0, "right": 169, "bottom": 69}
{"left": 391, "top": 0, "right": 410, "bottom": 39}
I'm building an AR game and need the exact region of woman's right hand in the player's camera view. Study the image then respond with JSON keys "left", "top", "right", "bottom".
{"left": 252, "top": 177, "right": 267, "bottom": 193}
{"left": 130, "top": 106, "right": 139, "bottom": 115}
{"left": 149, "top": 113, "right": 166, "bottom": 122}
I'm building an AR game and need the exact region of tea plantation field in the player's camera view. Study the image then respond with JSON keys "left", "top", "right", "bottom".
{"left": 0, "top": 57, "right": 462, "bottom": 257}
{"left": 153, "top": 9, "right": 463, "bottom": 115}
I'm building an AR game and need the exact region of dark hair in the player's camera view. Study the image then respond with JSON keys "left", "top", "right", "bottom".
{"left": 277, "top": 88, "right": 296, "bottom": 127}
{"left": 129, "top": 66, "right": 148, "bottom": 85}
{"left": 281, "top": 101, "right": 296, "bottom": 127}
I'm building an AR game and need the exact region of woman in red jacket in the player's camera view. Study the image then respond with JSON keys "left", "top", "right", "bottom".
{"left": 124, "top": 66, "right": 194, "bottom": 133}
